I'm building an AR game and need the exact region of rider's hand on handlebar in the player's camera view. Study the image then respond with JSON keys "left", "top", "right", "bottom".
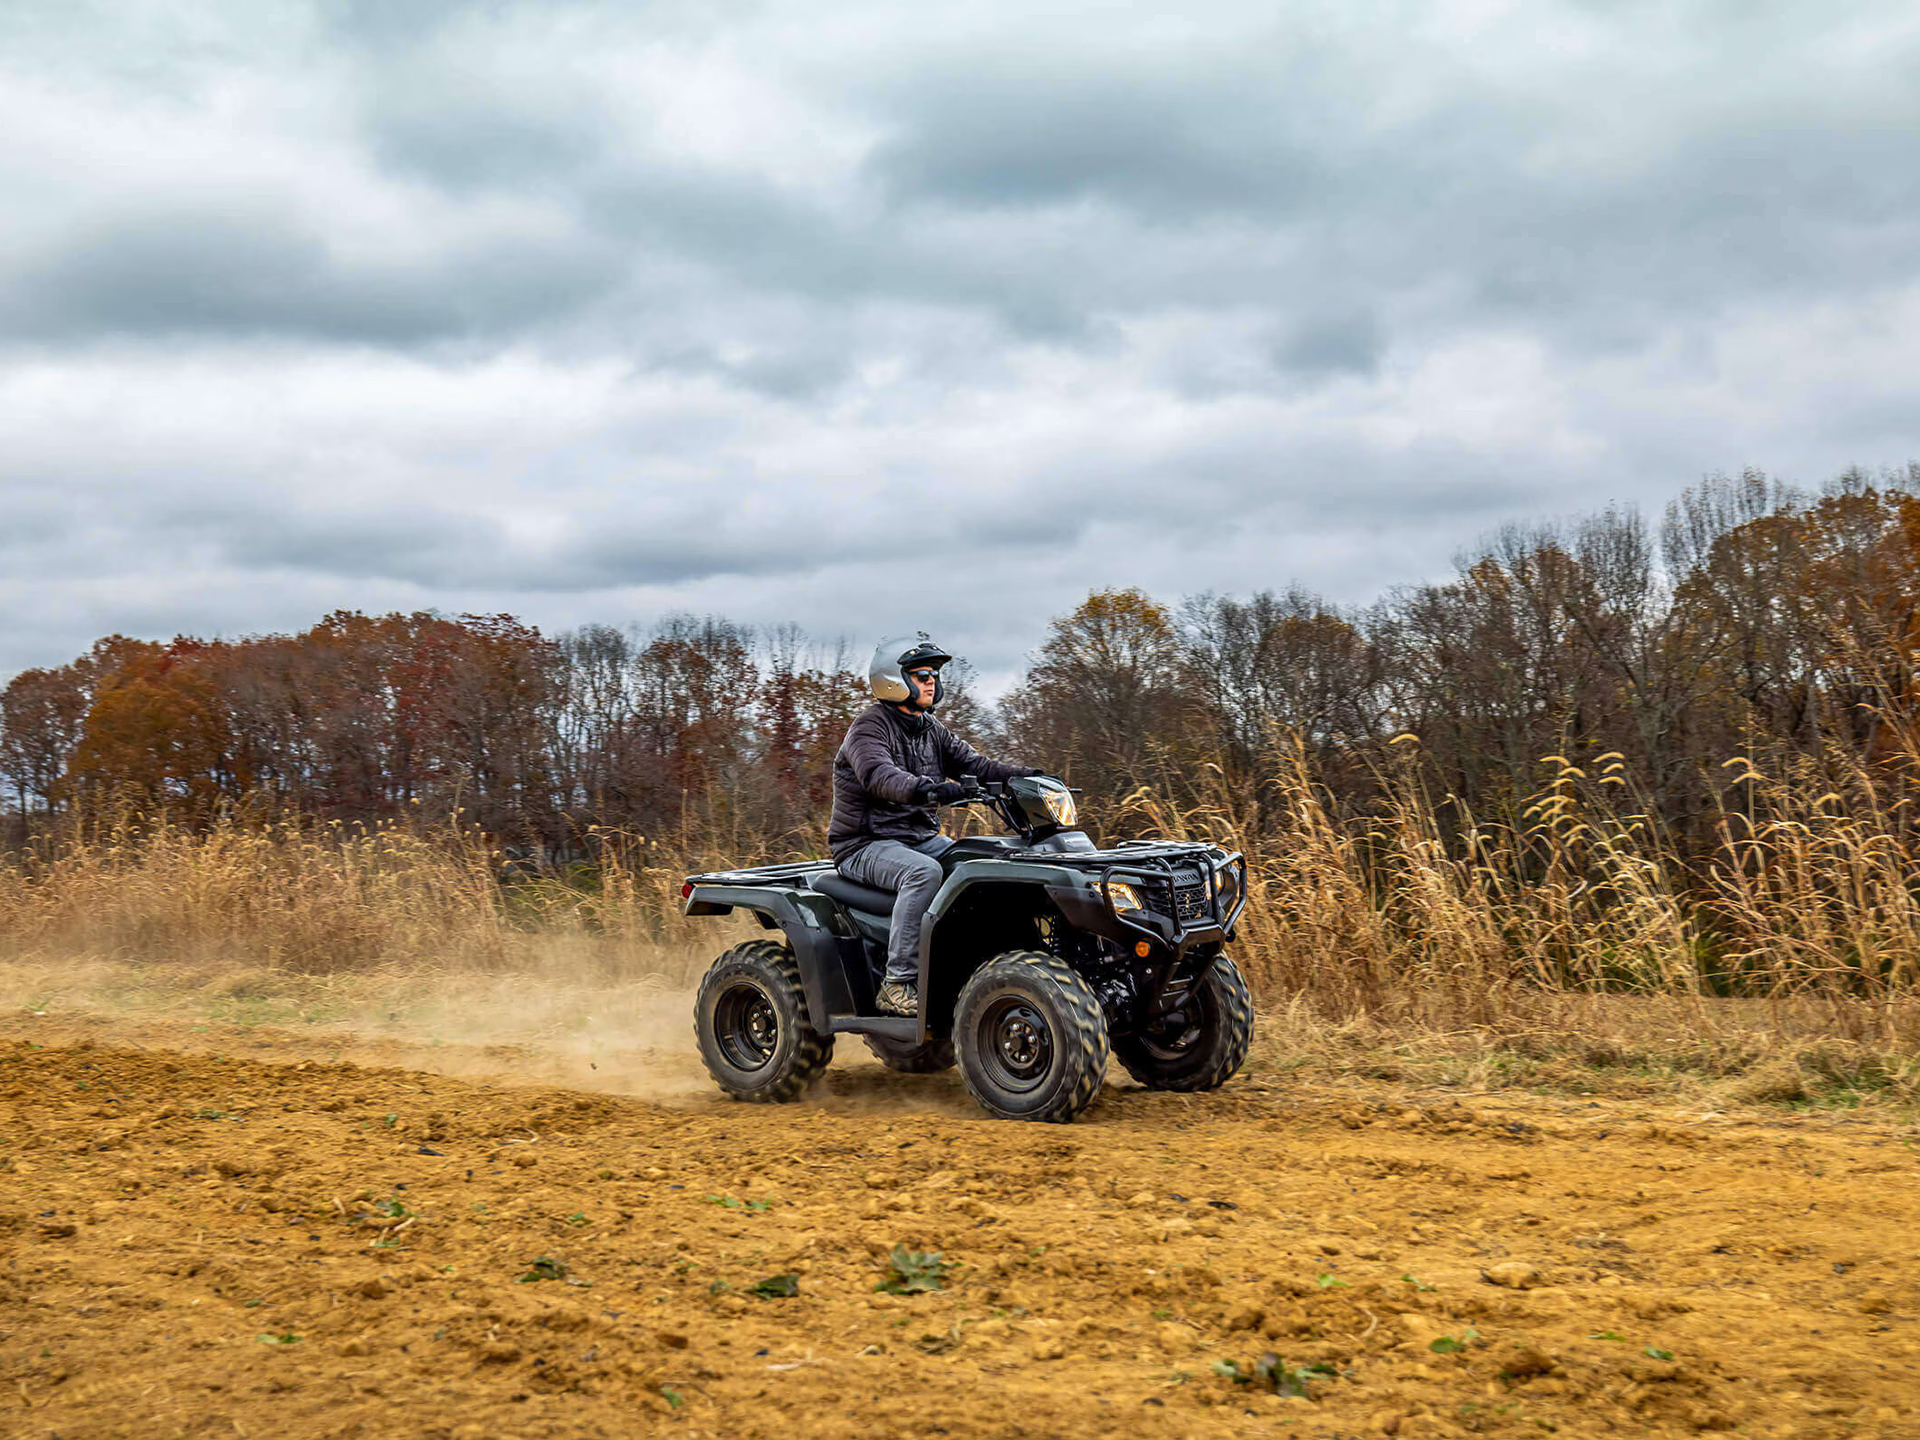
{"left": 923, "top": 779, "right": 969, "bottom": 806}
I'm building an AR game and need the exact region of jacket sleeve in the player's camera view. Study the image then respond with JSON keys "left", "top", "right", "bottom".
{"left": 844, "top": 712, "right": 929, "bottom": 803}
{"left": 935, "top": 723, "right": 1033, "bottom": 784}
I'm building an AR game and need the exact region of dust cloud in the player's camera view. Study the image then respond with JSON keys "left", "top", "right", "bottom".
{"left": 0, "top": 943, "right": 733, "bottom": 1103}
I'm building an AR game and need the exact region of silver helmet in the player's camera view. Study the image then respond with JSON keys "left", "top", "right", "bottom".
{"left": 868, "top": 633, "right": 953, "bottom": 708}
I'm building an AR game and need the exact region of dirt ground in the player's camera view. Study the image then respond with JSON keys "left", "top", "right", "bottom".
{"left": 3, "top": 1011, "right": 1917, "bottom": 1440}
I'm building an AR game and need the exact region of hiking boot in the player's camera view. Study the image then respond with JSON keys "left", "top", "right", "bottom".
{"left": 875, "top": 981, "right": 918, "bottom": 1017}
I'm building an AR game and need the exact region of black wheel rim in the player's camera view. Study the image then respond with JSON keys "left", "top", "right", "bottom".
{"left": 976, "top": 994, "right": 1054, "bottom": 1094}
{"left": 1139, "top": 981, "right": 1216, "bottom": 1062}
{"left": 1138, "top": 1009, "right": 1202, "bottom": 1062}
{"left": 714, "top": 980, "right": 780, "bottom": 1072}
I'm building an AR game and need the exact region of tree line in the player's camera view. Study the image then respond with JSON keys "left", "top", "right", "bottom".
{"left": 5, "top": 468, "right": 1920, "bottom": 873}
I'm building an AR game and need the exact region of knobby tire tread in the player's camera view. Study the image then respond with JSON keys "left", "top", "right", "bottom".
{"left": 1113, "top": 952, "right": 1254, "bottom": 1093}
{"left": 863, "top": 1035, "right": 957, "bottom": 1073}
{"left": 956, "top": 949, "right": 1110, "bottom": 1124}
{"left": 695, "top": 939, "right": 834, "bottom": 1103}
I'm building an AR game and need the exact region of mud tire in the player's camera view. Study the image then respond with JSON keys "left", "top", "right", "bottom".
{"left": 863, "top": 1034, "right": 957, "bottom": 1073}
{"left": 694, "top": 940, "right": 834, "bottom": 1102}
{"left": 954, "top": 950, "right": 1109, "bottom": 1123}
{"left": 1112, "top": 952, "right": 1253, "bottom": 1092}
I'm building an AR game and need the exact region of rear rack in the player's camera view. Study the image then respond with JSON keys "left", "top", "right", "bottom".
{"left": 685, "top": 859, "right": 833, "bottom": 889}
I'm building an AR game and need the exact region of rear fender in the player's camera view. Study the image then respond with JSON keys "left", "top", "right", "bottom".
{"left": 684, "top": 884, "right": 859, "bottom": 1030}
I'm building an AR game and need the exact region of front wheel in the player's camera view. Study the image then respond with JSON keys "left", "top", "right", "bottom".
{"left": 954, "top": 950, "right": 1109, "bottom": 1123}
{"left": 1112, "top": 952, "right": 1253, "bottom": 1092}
{"left": 864, "top": 1034, "right": 957, "bottom": 1073}
{"left": 694, "top": 941, "right": 834, "bottom": 1102}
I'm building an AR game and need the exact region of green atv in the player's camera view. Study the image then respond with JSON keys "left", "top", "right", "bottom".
{"left": 682, "top": 775, "right": 1253, "bottom": 1123}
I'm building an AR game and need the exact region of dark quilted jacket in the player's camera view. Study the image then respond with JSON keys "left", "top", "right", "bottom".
{"left": 828, "top": 702, "right": 1031, "bottom": 861}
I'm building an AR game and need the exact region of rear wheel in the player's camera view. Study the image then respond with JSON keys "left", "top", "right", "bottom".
{"left": 863, "top": 1034, "right": 957, "bottom": 1073}
{"left": 954, "top": 950, "right": 1109, "bottom": 1123}
{"left": 1112, "top": 952, "right": 1253, "bottom": 1092}
{"left": 694, "top": 941, "right": 834, "bottom": 1102}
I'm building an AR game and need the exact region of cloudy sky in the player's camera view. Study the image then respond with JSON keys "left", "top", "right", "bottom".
{"left": 4, "top": 1, "right": 1919, "bottom": 691}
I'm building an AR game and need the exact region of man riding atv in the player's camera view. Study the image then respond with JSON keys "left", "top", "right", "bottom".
{"left": 682, "top": 637, "right": 1254, "bottom": 1121}
{"left": 831, "top": 634, "right": 1045, "bottom": 1018}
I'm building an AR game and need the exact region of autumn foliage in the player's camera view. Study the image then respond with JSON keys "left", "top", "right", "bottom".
{"left": 6, "top": 468, "right": 1920, "bottom": 1049}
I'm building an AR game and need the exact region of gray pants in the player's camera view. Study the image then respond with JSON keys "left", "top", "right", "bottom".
{"left": 839, "top": 835, "right": 954, "bottom": 985}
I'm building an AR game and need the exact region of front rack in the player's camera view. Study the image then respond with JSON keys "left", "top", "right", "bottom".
{"left": 1097, "top": 851, "right": 1248, "bottom": 944}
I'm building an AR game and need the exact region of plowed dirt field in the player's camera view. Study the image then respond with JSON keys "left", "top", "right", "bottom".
{"left": 3, "top": 1013, "right": 1917, "bottom": 1440}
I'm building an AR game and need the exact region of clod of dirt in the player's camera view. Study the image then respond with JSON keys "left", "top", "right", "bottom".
{"left": 1482, "top": 1261, "right": 1543, "bottom": 1289}
{"left": 338, "top": 1338, "right": 369, "bottom": 1357}
{"left": 1501, "top": 1345, "right": 1556, "bottom": 1377}
{"left": 508, "top": 1150, "right": 537, "bottom": 1168}
{"left": 480, "top": 1342, "right": 521, "bottom": 1363}
{"left": 1030, "top": 1333, "right": 1068, "bottom": 1361}
{"left": 1858, "top": 1290, "right": 1893, "bottom": 1314}
{"left": 354, "top": 1275, "right": 393, "bottom": 1299}
{"left": 1226, "top": 1304, "right": 1265, "bottom": 1332}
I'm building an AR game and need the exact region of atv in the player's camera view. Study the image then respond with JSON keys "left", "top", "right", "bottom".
{"left": 681, "top": 775, "right": 1253, "bottom": 1123}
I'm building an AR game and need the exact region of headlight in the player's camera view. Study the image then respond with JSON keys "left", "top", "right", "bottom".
{"left": 1042, "top": 788, "right": 1077, "bottom": 827}
{"left": 1212, "top": 864, "right": 1240, "bottom": 906}
{"left": 1105, "top": 880, "right": 1145, "bottom": 913}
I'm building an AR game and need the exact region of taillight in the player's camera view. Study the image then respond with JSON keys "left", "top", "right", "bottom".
{"left": 681, "top": 881, "right": 694, "bottom": 900}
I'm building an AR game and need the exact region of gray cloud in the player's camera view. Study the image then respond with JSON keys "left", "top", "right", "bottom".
{"left": 2, "top": 204, "right": 623, "bottom": 345}
{"left": 2, "top": 1, "right": 1919, "bottom": 689}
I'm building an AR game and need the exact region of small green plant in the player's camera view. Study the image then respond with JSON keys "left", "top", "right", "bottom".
{"left": 1260, "top": 1353, "right": 1338, "bottom": 1397}
{"left": 369, "top": 1196, "right": 412, "bottom": 1220}
{"left": 876, "top": 1245, "right": 949, "bottom": 1295}
{"left": 1430, "top": 1327, "right": 1481, "bottom": 1355}
{"left": 1588, "top": 1330, "right": 1627, "bottom": 1342}
{"left": 708, "top": 1279, "right": 733, "bottom": 1295}
{"left": 704, "top": 1194, "right": 771, "bottom": 1212}
{"left": 749, "top": 1273, "right": 800, "bottom": 1299}
{"left": 255, "top": 1332, "right": 302, "bottom": 1346}
{"left": 1400, "top": 1274, "right": 1436, "bottom": 1291}
{"left": 1315, "top": 1273, "right": 1348, "bottom": 1289}
{"left": 1645, "top": 1346, "right": 1674, "bottom": 1360}
{"left": 661, "top": 1387, "right": 683, "bottom": 1410}
{"left": 564, "top": 1211, "right": 590, "bottom": 1227}
{"left": 381, "top": 1113, "right": 398, "bottom": 1128}
{"left": 195, "top": 1108, "right": 226, "bottom": 1120}
{"left": 1152, "top": 1307, "right": 1173, "bottom": 1320}
{"left": 518, "top": 1256, "right": 569, "bottom": 1283}
{"left": 1217, "top": 1353, "right": 1337, "bottom": 1396}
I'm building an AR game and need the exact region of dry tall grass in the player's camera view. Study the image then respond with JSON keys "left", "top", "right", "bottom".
{"left": 3, "top": 743, "right": 1918, "bottom": 1102}
{"left": 1122, "top": 740, "right": 1920, "bottom": 1097}
{"left": 0, "top": 811, "right": 713, "bottom": 981}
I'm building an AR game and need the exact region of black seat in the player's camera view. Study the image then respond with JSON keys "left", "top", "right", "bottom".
{"left": 810, "top": 870, "right": 896, "bottom": 916}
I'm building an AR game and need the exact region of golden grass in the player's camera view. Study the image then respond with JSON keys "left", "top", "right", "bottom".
{"left": 1120, "top": 739, "right": 1920, "bottom": 1093}
{"left": 0, "top": 811, "right": 720, "bottom": 981}
{"left": 2, "top": 740, "right": 1917, "bottom": 1108}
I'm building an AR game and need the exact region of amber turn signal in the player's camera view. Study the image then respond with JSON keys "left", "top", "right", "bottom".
{"left": 1134, "top": 940, "right": 1152, "bottom": 958}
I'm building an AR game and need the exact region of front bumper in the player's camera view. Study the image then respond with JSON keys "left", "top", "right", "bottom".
{"left": 1045, "top": 852, "right": 1247, "bottom": 958}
